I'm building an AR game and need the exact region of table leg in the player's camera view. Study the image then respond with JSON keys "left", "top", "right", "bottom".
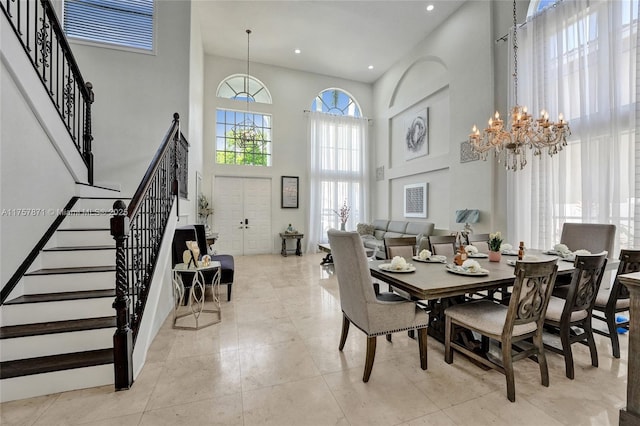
{"left": 281, "top": 237, "right": 287, "bottom": 257}
{"left": 296, "top": 237, "right": 302, "bottom": 256}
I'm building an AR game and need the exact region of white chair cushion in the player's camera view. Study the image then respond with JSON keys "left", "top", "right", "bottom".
{"left": 594, "top": 289, "right": 630, "bottom": 310}
{"left": 445, "top": 300, "right": 537, "bottom": 337}
{"left": 544, "top": 296, "right": 588, "bottom": 322}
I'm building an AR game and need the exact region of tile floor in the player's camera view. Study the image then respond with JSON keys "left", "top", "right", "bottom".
{"left": 0, "top": 253, "right": 630, "bottom": 425}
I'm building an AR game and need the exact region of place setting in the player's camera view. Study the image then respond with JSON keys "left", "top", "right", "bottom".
{"left": 464, "top": 245, "right": 488, "bottom": 258}
{"left": 543, "top": 243, "right": 592, "bottom": 262}
{"left": 412, "top": 249, "right": 447, "bottom": 263}
{"left": 378, "top": 255, "right": 416, "bottom": 273}
{"left": 445, "top": 259, "right": 489, "bottom": 276}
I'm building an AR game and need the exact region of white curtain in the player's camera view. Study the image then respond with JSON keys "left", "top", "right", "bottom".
{"left": 306, "top": 112, "right": 369, "bottom": 252}
{"left": 507, "top": 0, "right": 639, "bottom": 253}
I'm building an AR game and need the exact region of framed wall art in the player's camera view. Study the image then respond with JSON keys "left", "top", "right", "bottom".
{"left": 404, "top": 183, "right": 427, "bottom": 218}
{"left": 460, "top": 140, "right": 481, "bottom": 163}
{"left": 405, "top": 108, "right": 429, "bottom": 161}
{"left": 281, "top": 176, "right": 299, "bottom": 208}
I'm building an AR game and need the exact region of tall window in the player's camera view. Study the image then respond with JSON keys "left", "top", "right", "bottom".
{"left": 216, "top": 74, "right": 272, "bottom": 166}
{"left": 508, "top": 0, "right": 639, "bottom": 252}
{"left": 64, "top": 0, "right": 154, "bottom": 52}
{"left": 307, "top": 89, "right": 368, "bottom": 250}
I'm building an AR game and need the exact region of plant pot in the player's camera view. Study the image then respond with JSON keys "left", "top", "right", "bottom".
{"left": 488, "top": 251, "right": 501, "bottom": 262}
{"left": 340, "top": 222, "right": 346, "bottom": 231}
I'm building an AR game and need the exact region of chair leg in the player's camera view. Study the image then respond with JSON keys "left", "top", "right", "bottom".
{"left": 363, "top": 336, "right": 377, "bottom": 382}
{"left": 339, "top": 315, "right": 350, "bottom": 351}
{"left": 606, "top": 313, "right": 621, "bottom": 358}
{"left": 584, "top": 320, "right": 599, "bottom": 368}
{"left": 444, "top": 315, "right": 453, "bottom": 364}
{"left": 227, "top": 283, "right": 232, "bottom": 301}
{"left": 417, "top": 327, "right": 428, "bottom": 370}
{"left": 559, "top": 324, "right": 575, "bottom": 380}
{"left": 533, "top": 329, "right": 550, "bottom": 388}
{"left": 502, "top": 338, "right": 516, "bottom": 402}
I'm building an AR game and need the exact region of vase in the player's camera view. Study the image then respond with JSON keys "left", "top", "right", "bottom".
{"left": 488, "top": 251, "right": 501, "bottom": 262}
{"left": 340, "top": 222, "right": 346, "bottom": 231}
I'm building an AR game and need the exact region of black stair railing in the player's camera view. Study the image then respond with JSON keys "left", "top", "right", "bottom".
{"left": 110, "top": 113, "right": 188, "bottom": 390}
{"left": 1, "top": 0, "right": 94, "bottom": 183}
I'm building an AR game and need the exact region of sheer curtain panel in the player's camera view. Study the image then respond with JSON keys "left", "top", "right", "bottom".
{"left": 507, "top": 0, "right": 639, "bottom": 253}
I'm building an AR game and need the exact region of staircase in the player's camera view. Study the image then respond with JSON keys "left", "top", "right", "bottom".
{"left": 0, "top": 193, "right": 126, "bottom": 402}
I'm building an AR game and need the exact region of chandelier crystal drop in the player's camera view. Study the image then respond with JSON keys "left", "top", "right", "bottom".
{"left": 469, "top": 0, "right": 570, "bottom": 171}
{"left": 234, "top": 29, "right": 262, "bottom": 149}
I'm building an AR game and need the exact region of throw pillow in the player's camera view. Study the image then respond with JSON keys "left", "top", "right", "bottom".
{"left": 357, "top": 223, "right": 375, "bottom": 236}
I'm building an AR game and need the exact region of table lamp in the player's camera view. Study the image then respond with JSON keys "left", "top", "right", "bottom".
{"left": 455, "top": 209, "right": 480, "bottom": 236}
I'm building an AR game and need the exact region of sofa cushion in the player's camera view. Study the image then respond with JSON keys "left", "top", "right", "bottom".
{"left": 383, "top": 231, "right": 404, "bottom": 239}
{"left": 387, "top": 221, "right": 408, "bottom": 234}
{"left": 372, "top": 219, "right": 389, "bottom": 231}
{"left": 405, "top": 222, "right": 435, "bottom": 237}
{"left": 357, "top": 223, "right": 376, "bottom": 236}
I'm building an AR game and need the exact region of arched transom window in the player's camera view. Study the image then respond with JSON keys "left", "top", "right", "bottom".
{"left": 216, "top": 74, "right": 272, "bottom": 104}
{"left": 311, "top": 88, "right": 361, "bottom": 117}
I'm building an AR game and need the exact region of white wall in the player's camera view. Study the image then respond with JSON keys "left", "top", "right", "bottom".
{"left": 203, "top": 56, "right": 373, "bottom": 252}
{"left": 68, "top": 0, "right": 192, "bottom": 198}
{"left": 372, "top": 0, "right": 498, "bottom": 235}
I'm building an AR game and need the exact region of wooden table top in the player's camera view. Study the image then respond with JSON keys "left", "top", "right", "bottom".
{"left": 369, "top": 250, "right": 575, "bottom": 300}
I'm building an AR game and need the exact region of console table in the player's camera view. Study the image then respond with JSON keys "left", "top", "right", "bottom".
{"left": 280, "top": 232, "right": 303, "bottom": 256}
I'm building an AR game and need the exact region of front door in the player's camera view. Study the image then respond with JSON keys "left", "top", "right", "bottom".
{"left": 213, "top": 177, "right": 271, "bottom": 255}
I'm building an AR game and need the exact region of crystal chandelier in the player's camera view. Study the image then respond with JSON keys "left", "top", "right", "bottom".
{"left": 469, "top": 0, "right": 570, "bottom": 171}
{"left": 234, "top": 29, "right": 262, "bottom": 149}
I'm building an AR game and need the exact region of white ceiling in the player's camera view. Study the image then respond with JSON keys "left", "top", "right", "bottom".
{"left": 195, "top": 1, "right": 466, "bottom": 84}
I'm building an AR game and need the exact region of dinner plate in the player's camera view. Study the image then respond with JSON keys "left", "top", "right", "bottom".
{"left": 506, "top": 259, "right": 517, "bottom": 266}
{"left": 467, "top": 253, "right": 489, "bottom": 258}
{"left": 502, "top": 250, "right": 519, "bottom": 256}
{"left": 445, "top": 263, "right": 489, "bottom": 276}
{"left": 543, "top": 250, "right": 559, "bottom": 255}
{"left": 412, "top": 255, "right": 447, "bottom": 263}
{"left": 379, "top": 263, "right": 416, "bottom": 273}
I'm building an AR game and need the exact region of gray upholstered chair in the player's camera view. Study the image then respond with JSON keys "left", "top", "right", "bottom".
{"left": 543, "top": 253, "right": 607, "bottom": 379}
{"left": 444, "top": 259, "right": 558, "bottom": 402}
{"left": 384, "top": 236, "right": 416, "bottom": 260}
{"left": 592, "top": 249, "right": 640, "bottom": 358}
{"left": 467, "top": 233, "right": 490, "bottom": 254}
{"left": 428, "top": 235, "right": 457, "bottom": 258}
{"left": 560, "top": 223, "right": 616, "bottom": 257}
{"left": 328, "top": 229, "right": 429, "bottom": 382}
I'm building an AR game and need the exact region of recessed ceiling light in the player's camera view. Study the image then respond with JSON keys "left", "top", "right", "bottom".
{"left": 368, "top": 65, "right": 374, "bottom": 70}
{"left": 294, "top": 48, "right": 301, "bottom": 54}
{"left": 426, "top": 4, "right": 435, "bottom": 11}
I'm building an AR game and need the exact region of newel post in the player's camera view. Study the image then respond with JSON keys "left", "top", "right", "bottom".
{"left": 83, "top": 82, "right": 95, "bottom": 185}
{"left": 110, "top": 200, "right": 133, "bottom": 390}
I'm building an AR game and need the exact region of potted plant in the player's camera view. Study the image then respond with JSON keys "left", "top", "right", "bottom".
{"left": 488, "top": 231, "right": 503, "bottom": 262}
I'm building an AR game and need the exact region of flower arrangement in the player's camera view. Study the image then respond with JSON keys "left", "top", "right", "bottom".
{"left": 489, "top": 232, "right": 503, "bottom": 252}
{"left": 333, "top": 200, "right": 351, "bottom": 224}
{"left": 198, "top": 195, "right": 214, "bottom": 222}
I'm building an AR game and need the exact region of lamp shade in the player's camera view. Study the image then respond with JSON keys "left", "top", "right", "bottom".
{"left": 455, "top": 209, "right": 480, "bottom": 224}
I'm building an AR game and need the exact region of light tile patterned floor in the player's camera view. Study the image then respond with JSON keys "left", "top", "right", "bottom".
{"left": 0, "top": 253, "right": 629, "bottom": 425}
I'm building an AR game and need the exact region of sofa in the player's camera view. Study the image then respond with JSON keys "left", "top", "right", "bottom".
{"left": 358, "top": 220, "right": 435, "bottom": 258}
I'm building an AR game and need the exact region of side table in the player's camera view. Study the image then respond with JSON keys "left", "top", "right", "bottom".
{"left": 280, "top": 232, "right": 304, "bottom": 256}
{"left": 172, "top": 261, "right": 221, "bottom": 329}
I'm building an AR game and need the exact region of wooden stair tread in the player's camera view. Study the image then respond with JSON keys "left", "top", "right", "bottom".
{"left": 25, "top": 265, "right": 116, "bottom": 275}
{"left": 43, "top": 245, "right": 115, "bottom": 252}
{"left": 0, "top": 317, "right": 116, "bottom": 339}
{"left": 4, "top": 289, "right": 115, "bottom": 305}
{"left": 0, "top": 349, "right": 113, "bottom": 379}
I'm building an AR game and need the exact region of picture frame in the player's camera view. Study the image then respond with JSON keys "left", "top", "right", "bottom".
{"left": 460, "top": 141, "right": 480, "bottom": 163}
{"left": 404, "top": 183, "right": 427, "bottom": 218}
{"left": 405, "top": 108, "right": 429, "bottom": 161}
{"left": 281, "top": 176, "right": 299, "bottom": 208}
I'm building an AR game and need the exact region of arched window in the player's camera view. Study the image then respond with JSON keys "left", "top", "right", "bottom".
{"left": 216, "top": 74, "right": 272, "bottom": 104}
{"left": 527, "top": 0, "right": 559, "bottom": 17}
{"left": 215, "top": 74, "right": 272, "bottom": 166}
{"left": 311, "top": 88, "right": 361, "bottom": 117}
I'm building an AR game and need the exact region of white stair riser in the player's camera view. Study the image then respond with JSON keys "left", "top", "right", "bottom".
{"left": 22, "top": 272, "right": 115, "bottom": 294}
{"left": 1, "top": 328, "right": 115, "bottom": 362}
{"left": 0, "top": 364, "right": 113, "bottom": 403}
{"left": 54, "top": 230, "right": 114, "bottom": 247}
{"left": 75, "top": 198, "right": 124, "bottom": 210}
{"left": 59, "top": 214, "right": 112, "bottom": 230}
{"left": 40, "top": 249, "right": 115, "bottom": 269}
{"left": 1, "top": 298, "right": 114, "bottom": 326}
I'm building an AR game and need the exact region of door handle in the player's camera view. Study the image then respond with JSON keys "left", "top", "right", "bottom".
{"left": 245, "top": 218, "right": 249, "bottom": 225}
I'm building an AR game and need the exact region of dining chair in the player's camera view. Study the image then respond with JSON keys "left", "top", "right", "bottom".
{"left": 384, "top": 236, "right": 416, "bottom": 260}
{"left": 592, "top": 249, "right": 640, "bottom": 358}
{"left": 467, "top": 233, "right": 490, "bottom": 254}
{"left": 444, "top": 259, "right": 558, "bottom": 402}
{"left": 560, "top": 223, "right": 616, "bottom": 256}
{"left": 328, "top": 229, "right": 429, "bottom": 382}
{"left": 543, "top": 253, "right": 607, "bottom": 379}
{"left": 428, "top": 235, "right": 457, "bottom": 258}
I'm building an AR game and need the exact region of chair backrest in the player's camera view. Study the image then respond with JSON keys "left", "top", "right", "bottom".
{"left": 172, "top": 226, "right": 198, "bottom": 267}
{"left": 328, "top": 229, "right": 378, "bottom": 330}
{"left": 467, "top": 233, "right": 490, "bottom": 254}
{"left": 504, "top": 260, "right": 558, "bottom": 338}
{"left": 610, "top": 249, "right": 640, "bottom": 304}
{"left": 384, "top": 236, "right": 416, "bottom": 260}
{"left": 563, "top": 253, "right": 608, "bottom": 319}
{"left": 429, "top": 235, "right": 457, "bottom": 257}
{"left": 560, "top": 223, "right": 616, "bottom": 257}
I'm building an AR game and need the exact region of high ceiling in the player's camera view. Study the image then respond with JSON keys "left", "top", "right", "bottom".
{"left": 195, "top": 1, "right": 466, "bottom": 84}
